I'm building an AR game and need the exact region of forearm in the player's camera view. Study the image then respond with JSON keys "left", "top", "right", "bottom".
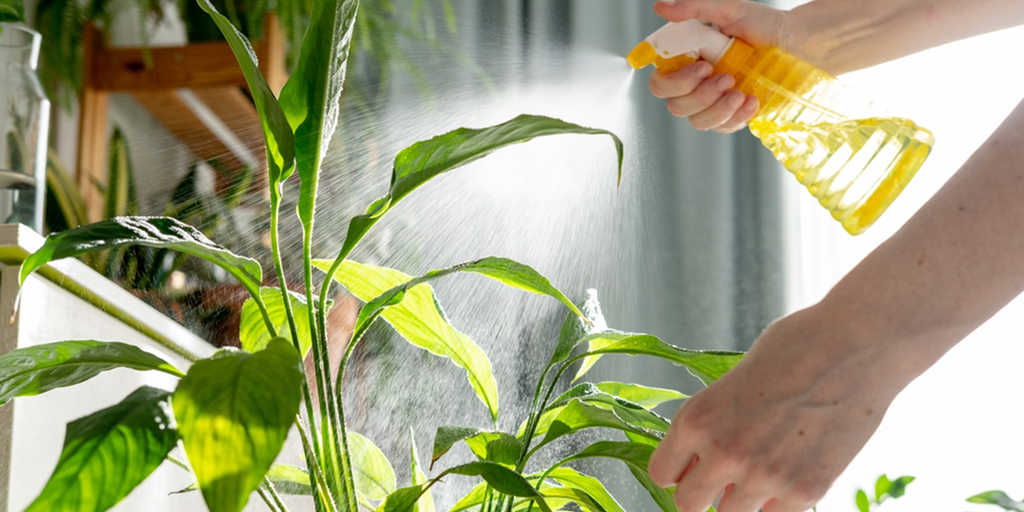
{"left": 818, "top": 97, "right": 1024, "bottom": 389}
{"left": 786, "top": 0, "right": 1024, "bottom": 74}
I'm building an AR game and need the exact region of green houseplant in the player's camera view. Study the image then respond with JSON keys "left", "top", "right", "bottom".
{"left": 1, "top": 1, "right": 746, "bottom": 512}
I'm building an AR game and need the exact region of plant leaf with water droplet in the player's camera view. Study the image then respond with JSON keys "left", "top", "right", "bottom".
{"left": 547, "top": 441, "right": 679, "bottom": 512}
{"left": 25, "top": 386, "right": 177, "bottom": 512}
{"left": 350, "top": 431, "right": 396, "bottom": 501}
{"left": 330, "top": 114, "right": 624, "bottom": 266}
{"left": 379, "top": 462, "right": 552, "bottom": 512}
{"left": 541, "top": 467, "right": 625, "bottom": 512}
{"left": 193, "top": 0, "right": 294, "bottom": 187}
{"left": 967, "top": 491, "right": 1024, "bottom": 511}
{"left": 314, "top": 259, "right": 498, "bottom": 422}
{"left": 530, "top": 400, "right": 661, "bottom": 455}
{"left": 0, "top": 340, "right": 183, "bottom": 406}
{"left": 574, "top": 334, "right": 744, "bottom": 386}
{"left": 410, "top": 429, "right": 434, "bottom": 512}
{"left": 21, "top": 216, "right": 264, "bottom": 300}
{"left": 240, "top": 287, "right": 325, "bottom": 356}
{"left": 545, "top": 389, "right": 670, "bottom": 436}
{"left": 173, "top": 338, "right": 303, "bottom": 512}
{"left": 278, "top": 0, "right": 357, "bottom": 226}
{"left": 592, "top": 382, "right": 687, "bottom": 408}
{"left": 431, "top": 426, "right": 481, "bottom": 468}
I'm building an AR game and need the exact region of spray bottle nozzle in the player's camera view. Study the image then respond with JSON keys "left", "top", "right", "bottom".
{"left": 628, "top": 20, "right": 734, "bottom": 74}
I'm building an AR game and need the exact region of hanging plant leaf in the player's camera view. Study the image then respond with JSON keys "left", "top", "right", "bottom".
{"left": 24, "top": 386, "right": 177, "bottom": 512}
{"left": 21, "top": 216, "right": 264, "bottom": 300}
{"left": 0, "top": 340, "right": 183, "bottom": 406}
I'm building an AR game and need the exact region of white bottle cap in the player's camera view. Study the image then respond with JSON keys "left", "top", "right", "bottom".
{"left": 644, "top": 20, "right": 735, "bottom": 64}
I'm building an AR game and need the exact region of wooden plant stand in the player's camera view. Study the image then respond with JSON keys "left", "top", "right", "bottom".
{"left": 76, "top": 14, "right": 285, "bottom": 221}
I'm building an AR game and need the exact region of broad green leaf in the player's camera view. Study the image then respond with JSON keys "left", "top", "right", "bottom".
{"left": 410, "top": 429, "right": 435, "bottom": 512}
{"left": 0, "top": 0, "right": 24, "bottom": 22}
{"left": 331, "top": 115, "right": 624, "bottom": 267}
{"left": 21, "top": 217, "right": 264, "bottom": 299}
{"left": 967, "top": 491, "right": 1024, "bottom": 511}
{"left": 173, "top": 338, "right": 303, "bottom": 512}
{"left": 431, "top": 426, "right": 482, "bottom": 468}
{"left": 886, "top": 476, "right": 914, "bottom": 499}
{"left": 379, "top": 462, "right": 552, "bottom": 512}
{"left": 593, "top": 382, "right": 687, "bottom": 408}
{"left": 315, "top": 260, "right": 498, "bottom": 423}
{"left": 531, "top": 400, "right": 661, "bottom": 454}
{"left": 463, "top": 432, "right": 523, "bottom": 466}
{"left": 575, "top": 335, "right": 744, "bottom": 386}
{"left": 855, "top": 489, "right": 870, "bottom": 512}
{"left": 24, "top": 386, "right": 177, "bottom": 512}
{"left": 443, "top": 462, "right": 552, "bottom": 512}
{"left": 548, "top": 289, "right": 611, "bottom": 377}
{"left": 0, "top": 340, "right": 183, "bottom": 406}
{"left": 543, "top": 467, "right": 625, "bottom": 512}
{"left": 350, "top": 431, "right": 397, "bottom": 501}
{"left": 193, "top": 0, "right": 294, "bottom": 186}
{"left": 548, "top": 391, "right": 670, "bottom": 435}
{"left": 548, "top": 441, "right": 677, "bottom": 512}
{"left": 539, "top": 488, "right": 608, "bottom": 512}
{"left": 278, "top": 0, "right": 357, "bottom": 225}
{"left": 240, "top": 287, "right": 322, "bottom": 356}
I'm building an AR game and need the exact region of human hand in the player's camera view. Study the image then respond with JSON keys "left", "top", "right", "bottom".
{"left": 648, "top": 305, "right": 903, "bottom": 512}
{"left": 648, "top": 0, "right": 795, "bottom": 132}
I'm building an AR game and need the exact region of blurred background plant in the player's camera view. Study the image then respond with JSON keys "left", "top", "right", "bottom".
{"left": 855, "top": 474, "right": 916, "bottom": 512}
{"left": 32, "top": 0, "right": 467, "bottom": 110}
{"left": 968, "top": 490, "right": 1024, "bottom": 512}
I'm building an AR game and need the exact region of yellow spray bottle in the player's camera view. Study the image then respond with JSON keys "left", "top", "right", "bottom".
{"left": 629, "top": 21, "right": 935, "bottom": 235}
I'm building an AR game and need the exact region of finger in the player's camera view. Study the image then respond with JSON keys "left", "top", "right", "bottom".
{"left": 761, "top": 497, "right": 815, "bottom": 512}
{"left": 654, "top": 0, "right": 743, "bottom": 26}
{"left": 687, "top": 89, "right": 746, "bottom": 131}
{"left": 717, "top": 484, "right": 771, "bottom": 512}
{"left": 713, "top": 95, "right": 759, "bottom": 134}
{"left": 650, "top": 61, "right": 713, "bottom": 99}
{"left": 649, "top": 442, "right": 697, "bottom": 487}
{"left": 673, "top": 458, "right": 727, "bottom": 512}
{"left": 665, "top": 73, "right": 735, "bottom": 119}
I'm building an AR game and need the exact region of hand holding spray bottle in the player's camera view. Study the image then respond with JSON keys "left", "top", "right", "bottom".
{"left": 629, "top": 20, "right": 935, "bottom": 235}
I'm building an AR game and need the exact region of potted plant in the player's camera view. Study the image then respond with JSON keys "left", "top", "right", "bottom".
{"left": 1, "top": 1, "right": 746, "bottom": 512}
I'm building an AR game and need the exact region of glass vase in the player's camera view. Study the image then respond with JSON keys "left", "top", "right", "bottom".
{"left": 0, "top": 23, "right": 49, "bottom": 232}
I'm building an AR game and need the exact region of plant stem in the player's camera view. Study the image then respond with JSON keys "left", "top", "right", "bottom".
{"left": 271, "top": 190, "right": 320, "bottom": 448}
{"left": 264, "top": 476, "right": 292, "bottom": 512}
{"left": 328, "top": 301, "right": 358, "bottom": 512}
{"left": 303, "top": 224, "right": 351, "bottom": 511}
{"left": 258, "top": 487, "right": 284, "bottom": 512}
{"left": 298, "top": 417, "right": 341, "bottom": 512}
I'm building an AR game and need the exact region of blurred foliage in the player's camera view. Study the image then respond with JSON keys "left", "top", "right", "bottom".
{"left": 855, "top": 474, "right": 915, "bottom": 512}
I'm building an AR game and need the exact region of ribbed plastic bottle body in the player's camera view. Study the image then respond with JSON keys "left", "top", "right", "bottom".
{"left": 714, "top": 42, "right": 935, "bottom": 235}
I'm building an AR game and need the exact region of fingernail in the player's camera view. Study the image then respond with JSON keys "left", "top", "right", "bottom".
{"left": 716, "top": 74, "right": 734, "bottom": 91}
{"left": 656, "top": 0, "right": 677, "bottom": 5}
{"left": 727, "top": 91, "right": 744, "bottom": 108}
{"left": 694, "top": 63, "right": 712, "bottom": 78}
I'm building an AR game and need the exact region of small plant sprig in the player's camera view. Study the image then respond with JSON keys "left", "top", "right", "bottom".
{"left": 0, "top": 0, "right": 744, "bottom": 512}
{"left": 968, "top": 490, "right": 1024, "bottom": 511}
{"left": 855, "top": 474, "right": 916, "bottom": 512}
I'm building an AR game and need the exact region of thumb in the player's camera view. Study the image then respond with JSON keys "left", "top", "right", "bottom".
{"left": 653, "top": 0, "right": 744, "bottom": 26}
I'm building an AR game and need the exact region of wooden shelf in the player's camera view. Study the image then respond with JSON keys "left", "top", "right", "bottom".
{"left": 76, "top": 14, "right": 285, "bottom": 221}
